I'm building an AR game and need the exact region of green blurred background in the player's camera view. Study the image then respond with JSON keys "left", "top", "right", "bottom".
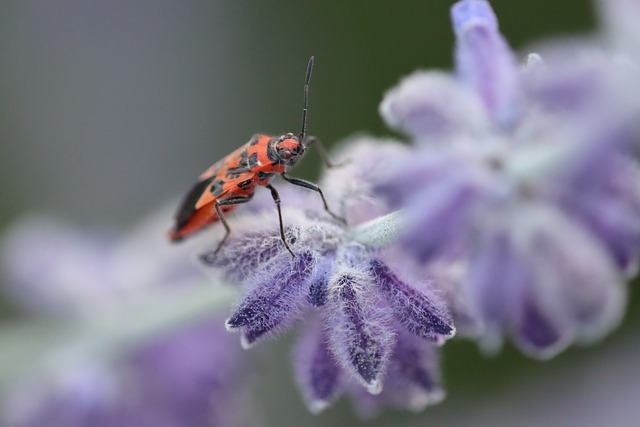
{"left": 2, "top": 1, "right": 638, "bottom": 426}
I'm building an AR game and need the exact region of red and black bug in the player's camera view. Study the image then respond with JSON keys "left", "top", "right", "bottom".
{"left": 168, "top": 56, "right": 342, "bottom": 256}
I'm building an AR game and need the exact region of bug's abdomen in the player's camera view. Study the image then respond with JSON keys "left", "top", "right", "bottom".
{"left": 169, "top": 177, "right": 230, "bottom": 242}
{"left": 168, "top": 201, "right": 236, "bottom": 242}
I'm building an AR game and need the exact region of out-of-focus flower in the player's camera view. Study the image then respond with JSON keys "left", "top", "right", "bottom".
{"left": 1, "top": 210, "right": 202, "bottom": 316}
{"left": 199, "top": 140, "right": 455, "bottom": 413}
{"left": 598, "top": 0, "right": 640, "bottom": 141}
{"left": 5, "top": 320, "right": 253, "bottom": 427}
{"left": 378, "top": 0, "right": 637, "bottom": 358}
{"left": 5, "top": 0, "right": 639, "bottom": 422}
{"left": 599, "top": 0, "right": 640, "bottom": 59}
{"left": 1, "top": 210, "right": 256, "bottom": 427}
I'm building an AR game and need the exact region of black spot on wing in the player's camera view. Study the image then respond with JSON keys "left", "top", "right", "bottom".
{"left": 247, "top": 152, "right": 259, "bottom": 168}
{"left": 210, "top": 179, "right": 226, "bottom": 197}
{"left": 257, "top": 171, "right": 273, "bottom": 181}
{"left": 173, "top": 177, "right": 214, "bottom": 230}
{"left": 226, "top": 148, "right": 251, "bottom": 178}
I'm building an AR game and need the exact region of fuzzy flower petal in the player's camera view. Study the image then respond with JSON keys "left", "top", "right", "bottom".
{"left": 346, "top": 330, "right": 444, "bottom": 417}
{"left": 293, "top": 318, "right": 344, "bottom": 413}
{"left": 199, "top": 231, "right": 290, "bottom": 284}
{"left": 379, "top": 71, "right": 489, "bottom": 141}
{"left": 600, "top": 0, "right": 640, "bottom": 60}
{"left": 379, "top": 330, "right": 445, "bottom": 411}
{"left": 128, "top": 319, "right": 255, "bottom": 427}
{"left": 552, "top": 144, "right": 640, "bottom": 273}
{"left": 226, "top": 250, "right": 317, "bottom": 348}
{"left": 466, "top": 204, "right": 625, "bottom": 358}
{"left": 325, "top": 268, "right": 395, "bottom": 394}
{"left": 307, "top": 255, "right": 335, "bottom": 307}
{"left": 451, "top": 0, "right": 521, "bottom": 127}
{"left": 403, "top": 166, "right": 489, "bottom": 262}
{"left": 370, "top": 260, "right": 454, "bottom": 343}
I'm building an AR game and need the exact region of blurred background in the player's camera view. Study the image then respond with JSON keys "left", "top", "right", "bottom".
{"left": 1, "top": 0, "right": 638, "bottom": 426}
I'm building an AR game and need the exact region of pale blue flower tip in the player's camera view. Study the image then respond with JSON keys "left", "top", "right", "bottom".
{"left": 451, "top": 0, "right": 498, "bottom": 34}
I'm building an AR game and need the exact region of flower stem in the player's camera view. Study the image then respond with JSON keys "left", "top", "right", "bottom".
{"left": 349, "top": 210, "right": 405, "bottom": 249}
{"left": 0, "top": 281, "right": 236, "bottom": 390}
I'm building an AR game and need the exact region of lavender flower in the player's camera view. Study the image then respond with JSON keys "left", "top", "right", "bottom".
{"left": 378, "top": 0, "right": 637, "bottom": 357}
{"left": 4, "top": 361, "right": 121, "bottom": 427}
{"left": 199, "top": 140, "right": 455, "bottom": 412}
{"left": 1, "top": 212, "right": 255, "bottom": 427}
{"left": 6, "top": 1, "right": 637, "bottom": 422}
{"left": 6, "top": 320, "right": 252, "bottom": 427}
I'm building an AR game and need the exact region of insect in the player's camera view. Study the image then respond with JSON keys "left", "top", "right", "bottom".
{"left": 168, "top": 56, "right": 342, "bottom": 256}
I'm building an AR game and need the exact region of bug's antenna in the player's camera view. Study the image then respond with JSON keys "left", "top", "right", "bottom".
{"left": 299, "top": 56, "right": 314, "bottom": 143}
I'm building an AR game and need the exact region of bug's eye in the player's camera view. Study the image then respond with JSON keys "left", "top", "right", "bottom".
{"left": 277, "top": 148, "right": 294, "bottom": 159}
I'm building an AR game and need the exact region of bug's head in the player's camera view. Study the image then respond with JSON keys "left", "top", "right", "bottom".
{"left": 274, "top": 133, "right": 306, "bottom": 166}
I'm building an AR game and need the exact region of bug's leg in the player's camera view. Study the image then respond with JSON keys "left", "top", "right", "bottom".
{"left": 303, "top": 136, "right": 350, "bottom": 169}
{"left": 280, "top": 173, "right": 346, "bottom": 224}
{"left": 212, "top": 195, "right": 253, "bottom": 255}
{"left": 265, "top": 184, "right": 295, "bottom": 258}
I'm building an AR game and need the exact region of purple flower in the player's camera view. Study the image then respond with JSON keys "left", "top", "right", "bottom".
{"left": 293, "top": 318, "right": 344, "bottom": 413}
{"left": 293, "top": 312, "right": 446, "bottom": 416}
{"left": 6, "top": 320, "right": 253, "bottom": 427}
{"left": 378, "top": 0, "right": 637, "bottom": 357}
{"left": 464, "top": 204, "right": 625, "bottom": 357}
{"left": 126, "top": 319, "right": 255, "bottom": 427}
{"left": 1, "top": 211, "right": 256, "bottom": 427}
{"left": 199, "top": 140, "right": 455, "bottom": 412}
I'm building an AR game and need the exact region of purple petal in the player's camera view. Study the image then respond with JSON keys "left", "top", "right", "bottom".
{"left": 131, "top": 319, "right": 248, "bottom": 427}
{"left": 293, "top": 319, "right": 344, "bottom": 413}
{"left": 5, "top": 362, "right": 120, "bottom": 427}
{"left": 375, "top": 149, "right": 462, "bottom": 209}
{"left": 567, "top": 193, "right": 640, "bottom": 272}
{"left": 382, "top": 330, "right": 445, "bottom": 411}
{"left": 345, "top": 330, "right": 444, "bottom": 415}
{"left": 600, "top": 0, "right": 640, "bottom": 58}
{"left": 524, "top": 48, "right": 607, "bottom": 114}
{"left": 226, "top": 251, "right": 317, "bottom": 347}
{"left": 464, "top": 230, "right": 534, "bottom": 352}
{"left": 379, "top": 71, "right": 488, "bottom": 141}
{"left": 369, "top": 260, "right": 455, "bottom": 343}
{"left": 307, "top": 256, "right": 334, "bottom": 307}
{"left": 198, "top": 229, "right": 294, "bottom": 284}
{"left": 404, "top": 170, "right": 486, "bottom": 262}
{"left": 428, "top": 260, "right": 482, "bottom": 337}
{"left": 451, "top": 0, "right": 521, "bottom": 128}
{"left": 467, "top": 205, "right": 626, "bottom": 358}
{"left": 325, "top": 269, "right": 395, "bottom": 393}
{"left": 517, "top": 298, "right": 561, "bottom": 351}
{"left": 556, "top": 152, "right": 640, "bottom": 272}
{"left": 524, "top": 211, "right": 625, "bottom": 350}
{"left": 320, "top": 139, "right": 412, "bottom": 223}
{"left": 451, "top": 0, "right": 498, "bottom": 31}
